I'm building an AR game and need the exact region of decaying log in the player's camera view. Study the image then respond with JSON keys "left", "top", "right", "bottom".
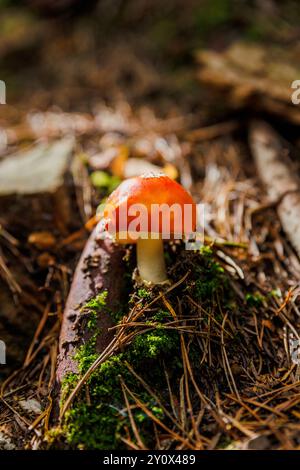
{"left": 249, "top": 120, "right": 300, "bottom": 258}
{"left": 56, "top": 229, "right": 126, "bottom": 386}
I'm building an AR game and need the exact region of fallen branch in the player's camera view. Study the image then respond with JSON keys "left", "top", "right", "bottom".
{"left": 55, "top": 229, "right": 126, "bottom": 395}
{"left": 249, "top": 120, "right": 300, "bottom": 258}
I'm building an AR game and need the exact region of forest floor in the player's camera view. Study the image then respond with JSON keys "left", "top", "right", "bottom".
{"left": 1, "top": 0, "right": 300, "bottom": 450}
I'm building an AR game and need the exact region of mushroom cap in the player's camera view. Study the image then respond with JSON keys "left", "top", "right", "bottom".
{"left": 101, "top": 174, "right": 197, "bottom": 244}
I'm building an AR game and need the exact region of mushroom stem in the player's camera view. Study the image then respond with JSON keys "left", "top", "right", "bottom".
{"left": 136, "top": 238, "right": 168, "bottom": 284}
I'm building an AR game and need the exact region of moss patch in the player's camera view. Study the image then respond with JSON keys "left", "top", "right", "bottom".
{"left": 59, "top": 246, "right": 262, "bottom": 450}
{"left": 189, "top": 246, "right": 227, "bottom": 303}
{"left": 61, "top": 310, "right": 181, "bottom": 449}
{"left": 82, "top": 291, "right": 108, "bottom": 330}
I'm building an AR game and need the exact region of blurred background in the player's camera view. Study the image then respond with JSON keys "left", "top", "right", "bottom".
{"left": 1, "top": 0, "right": 300, "bottom": 450}
{"left": 0, "top": 0, "right": 299, "bottom": 111}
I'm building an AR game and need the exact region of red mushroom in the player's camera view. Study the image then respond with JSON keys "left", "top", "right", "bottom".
{"left": 100, "top": 173, "right": 196, "bottom": 285}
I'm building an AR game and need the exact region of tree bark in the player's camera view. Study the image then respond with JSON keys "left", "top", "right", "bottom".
{"left": 249, "top": 120, "right": 300, "bottom": 258}
{"left": 56, "top": 229, "right": 126, "bottom": 384}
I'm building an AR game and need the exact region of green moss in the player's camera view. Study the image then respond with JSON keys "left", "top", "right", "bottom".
{"left": 60, "top": 247, "right": 239, "bottom": 450}
{"left": 269, "top": 288, "right": 282, "bottom": 299}
{"left": 74, "top": 335, "right": 98, "bottom": 374}
{"left": 84, "top": 308, "right": 97, "bottom": 330}
{"left": 82, "top": 291, "right": 108, "bottom": 330}
{"left": 90, "top": 171, "right": 121, "bottom": 195}
{"left": 84, "top": 291, "right": 108, "bottom": 310}
{"left": 64, "top": 354, "right": 135, "bottom": 449}
{"left": 108, "top": 307, "right": 124, "bottom": 324}
{"left": 137, "top": 287, "right": 151, "bottom": 300}
{"left": 152, "top": 310, "right": 172, "bottom": 322}
{"left": 132, "top": 328, "right": 179, "bottom": 360}
{"left": 245, "top": 292, "right": 265, "bottom": 308}
{"left": 61, "top": 373, "right": 79, "bottom": 404}
{"left": 190, "top": 247, "right": 227, "bottom": 303}
{"left": 61, "top": 310, "right": 182, "bottom": 449}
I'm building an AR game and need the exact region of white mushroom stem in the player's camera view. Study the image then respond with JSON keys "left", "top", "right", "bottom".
{"left": 136, "top": 238, "right": 168, "bottom": 285}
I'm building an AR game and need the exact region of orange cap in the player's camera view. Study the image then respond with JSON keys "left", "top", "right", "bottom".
{"left": 101, "top": 174, "right": 196, "bottom": 243}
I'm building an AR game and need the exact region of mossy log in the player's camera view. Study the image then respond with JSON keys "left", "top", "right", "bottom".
{"left": 56, "top": 229, "right": 126, "bottom": 391}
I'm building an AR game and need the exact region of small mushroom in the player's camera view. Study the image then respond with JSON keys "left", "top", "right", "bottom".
{"left": 101, "top": 173, "right": 196, "bottom": 285}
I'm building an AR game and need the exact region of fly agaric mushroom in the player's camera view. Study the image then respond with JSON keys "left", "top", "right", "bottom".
{"left": 100, "top": 174, "right": 196, "bottom": 285}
